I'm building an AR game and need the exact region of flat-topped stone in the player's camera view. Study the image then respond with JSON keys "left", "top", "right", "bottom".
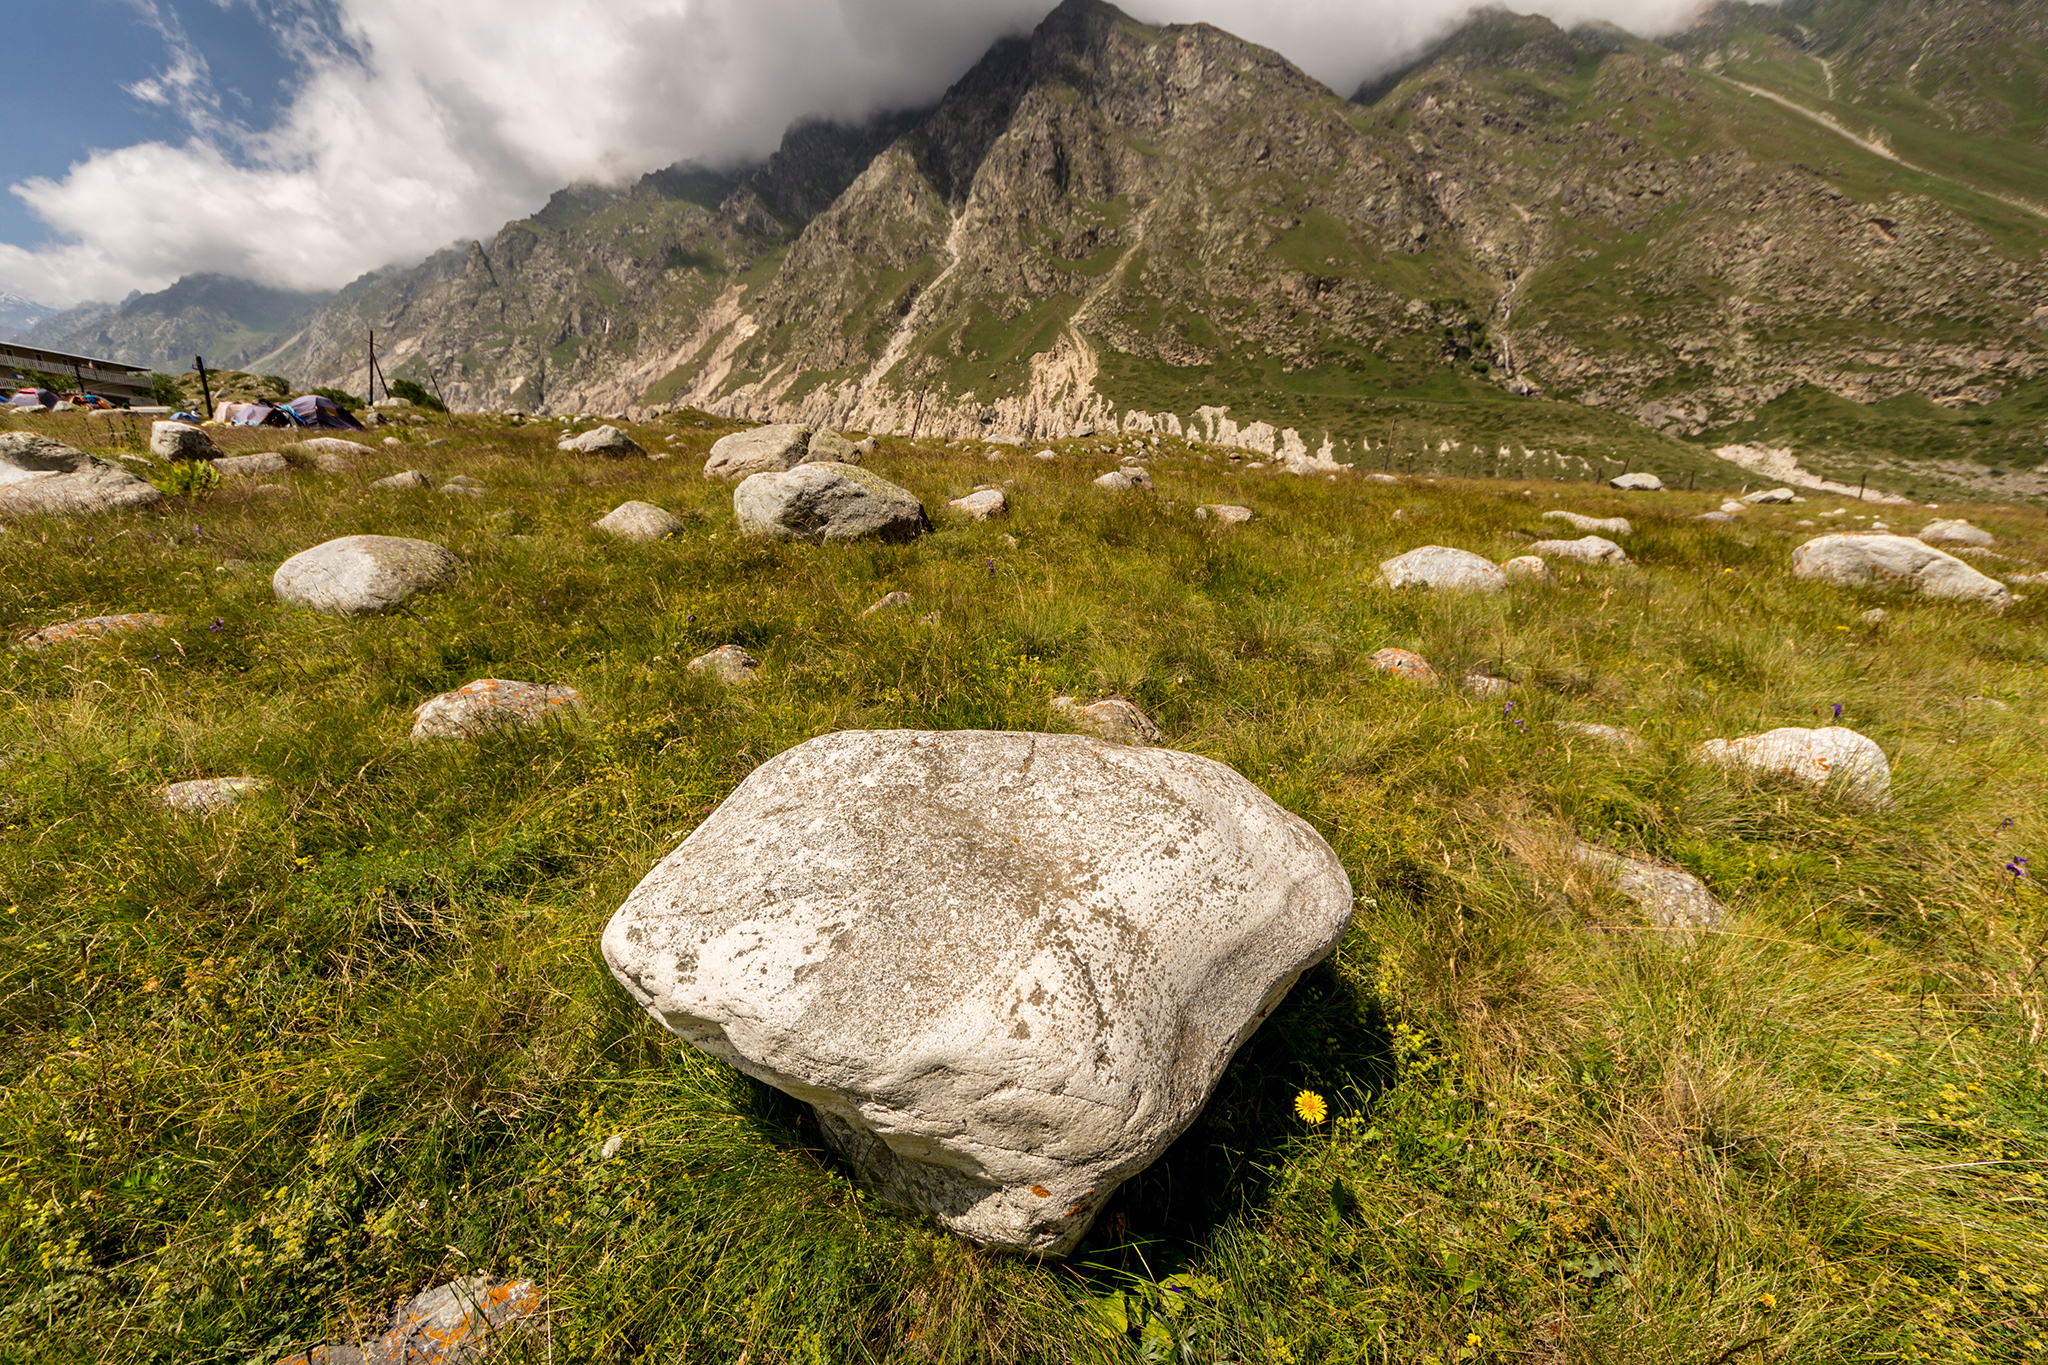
{"left": 21, "top": 612, "right": 173, "bottom": 650}
{"left": 1378, "top": 546, "right": 1505, "bottom": 593}
{"left": 596, "top": 500, "right": 683, "bottom": 541}
{"left": 1697, "top": 725, "right": 1889, "bottom": 800}
{"left": 1791, "top": 533, "right": 2009, "bottom": 606}
{"left": 705, "top": 424, "right": 813, "bottom": 480}
{"left": 272, "top": 535, "right": 461, "bottom": 616}
{"left": 0, "top": 433, "right": 164, "bottom": 518}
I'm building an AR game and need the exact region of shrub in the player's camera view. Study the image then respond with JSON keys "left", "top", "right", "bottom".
{"left": 147, "top": 372, "right": 186, "bottom": 407}
{"left": 151, "top": 458, "right": 222, "bottom": 496}
{"left": 388, "top": 378, "right": 448, "bottom": 413}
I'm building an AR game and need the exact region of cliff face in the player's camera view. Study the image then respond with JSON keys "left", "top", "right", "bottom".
{"left": 208, "top": 0, "right": 2048, "bottom": 461}
{"left": 20, "top": 275, "right": 330, "bottom": 372}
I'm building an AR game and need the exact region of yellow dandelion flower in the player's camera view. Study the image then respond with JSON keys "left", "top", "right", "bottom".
{"left": 1467, "top": 1333, "right": 1483, "bottom": 1347}
{"left": 1759, "top": 1293, "right": 1777, "bottom": 1309}
{"left": 1293, "top": 1090, "right": 1328, "bottom": 1124}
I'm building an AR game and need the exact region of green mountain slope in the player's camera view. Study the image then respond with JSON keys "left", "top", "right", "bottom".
{"left": 21, "top": 274, "right": 332, "bottom": 373}
{"left": 259, "top": 0, "right": 2048, "bottom": 487}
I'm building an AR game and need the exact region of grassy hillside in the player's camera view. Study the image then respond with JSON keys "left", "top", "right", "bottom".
{"left": 3, "top": 407, "right": 2047, "bottom": 1363}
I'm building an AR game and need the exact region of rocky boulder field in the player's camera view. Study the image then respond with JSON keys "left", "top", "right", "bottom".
{"left": 2, "top": 403, "right": 2045, "bottom": 1364}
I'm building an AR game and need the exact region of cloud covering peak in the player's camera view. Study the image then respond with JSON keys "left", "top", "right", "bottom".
{"left": 4, "top": 0, "right": 1720, "bottom": 308}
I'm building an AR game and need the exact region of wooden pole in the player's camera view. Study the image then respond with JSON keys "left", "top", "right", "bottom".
{"left": 194, "top": 355, "right": 213, "bottom": 417}
{"left": 1858, "top": 473, "right": 1867, "bottom": 501}
{"left": 426, "top": 359, "right": 447, "bottom": 409}
{"left": 366, "top": 331, "right": 377, "bottom": 408}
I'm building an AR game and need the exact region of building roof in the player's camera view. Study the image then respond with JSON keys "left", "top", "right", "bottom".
{"left": 0, "top": 340, "right": 150, "bottom": 376}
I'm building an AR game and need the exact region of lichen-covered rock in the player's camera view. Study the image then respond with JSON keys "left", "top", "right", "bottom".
{"left": 411, "top": 679, "right": 584, "bottom": 740}
{"left": 1790, "top": 533, "right": 2009, "bottom": 606}
{"left": 1570, "top": 841, "right": 1723, "bottom": 931}
{"left": 558, "top": 424, "right": 648, "bottom": 458}
{"left": 283, "top": 437, "right": 375, "bottom": 470}
{"left": 273, "top": 535, "right": 461, "bottom": 616}
{"left": 1542, "top": 510, "right": 1632, "bottom": 535}
{"left": 601, "top": 729, "right": 1353, "bottom": 1255}
{"left": 808, "top": 429, "right": 861, "bottom": 464}
{"left": 687, "top": 645, "right": 760, "bottom": 685}
{"left": 1377, "top": 546, "right": 1505, "bottom": 593}
{"left": 21, "top": 612, "right": 173, "bottom": 650}
{"left": 278, "top": 1276, "right": 542, "bottom": 1365}
{"left": 150, "top": 421, "right": 222, "bottom": 462}
{"left": 215, "top": 452, "right": 291, "bottom": 478}
{"left": 160, "top": 777, "right": 266, "bottom": 815}
{"left": 1051, "top": 695, "right": 1163, "bottom": 745}
{"left": 1527, "top": 535, "right": 1630, "bottom": 564}
{"left": 1093, "top": 467, "right": 1154, "bottom": 491}
{"left": 439, "top": 476, "right": 485, "bottom": 498}
{"left": 1371, "top": 647, "right": 1437, "bottom": 683}
{"left": 948, "top": 487, "right": 1007, "bottom": 520}
{"left": 0, "top": 433, "right": 164, "bottom": 518}
{"left": 1696, "top": 725, "right": 1890, "bottom": 800}
{"left": 734, "top": 463, "right": 928, "bottom": 543}
{"left": 371, "top": 470, "right": 432, "bottom": 490}
{"left": 595, "top": 500, "right": 683, "bottom": 541}
{"left": 705, "top": 424, "right": 813, "bottom": 480}
{"left": 1196, "top": 504, "right": 1253, "bottom": 525}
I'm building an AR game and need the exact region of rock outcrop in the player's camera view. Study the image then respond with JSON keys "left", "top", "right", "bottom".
{"left": 601, "top": 729, "right": 1353, "bottom": 1254}
{"left": 1528, "top": 535, "right": 1630, "bottom": 565}
{"left": 0, "top": 433, "right": 165, "bottom": 518}
{"left": 21, "top": 612, "right": 173, "bottom": 650}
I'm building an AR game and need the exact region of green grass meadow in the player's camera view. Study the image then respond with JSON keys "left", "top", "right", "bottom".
{"left": 3, "top": 410, "right": 2046, "bottom": 1363}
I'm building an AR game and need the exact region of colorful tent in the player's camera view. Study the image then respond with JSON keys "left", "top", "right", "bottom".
{"left": 282, "top": 395, "right": 366, "bottom": 430}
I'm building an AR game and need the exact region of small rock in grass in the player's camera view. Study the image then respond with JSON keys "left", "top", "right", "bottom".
{"left": 1527, "top": 535, "right": 1629, "bottom": 565}
{"left": 440, "top": 475, "right": 485, "bottom": 497}
{"left": 1032, "top": 448, "right": 1057, "bottom": 462}
{"left": 1051, "top": 695, "right": 1164, "bottom": 745}
{"left": 1696, "top": 725, "right": 1889, "bottom": 800}
{"left": 863, "top": 591, "right": 913, "bottom": 616}
{"left": 687, "top": 645, "right": 760, "bottom": 685}
{"left": 278, "top": 1276, "right": 542, "bottom": 1365}
{"left": 1195, "top": 504, "right": 1252, "bottom": 525}
{"left": 273, "top": 535, "right": 460, "bottom": 616}
{"left": 1371, "top": 647, "right": 1437, "bottom": 683}
{"left": 382, "top": 437, "right": 403, "bottom": 447}
{"left": 1500, "top": 555, "right": 1553, "bottom": 583}
{"left": 411, "top": 679, "right": 584, "bottom": 740}
{"left": 1464, "top": 671, "right": 1511, "bottom": 697}
{"left": 1860, "top": 608, "right": 1887, "bottom": 624}
{"left": 214, "top": 452, "right": 290, "bottom": 478}
{"left": 1542, "top": 510, "right": 1631, "bottom": 535}
{"left": 1093, "top": 468, "right": 1153, "bottom": 491}
{"left": 600, "top": 729, "right": 1351, "bottom": 1255}
{"left": 289, "top": 437, "right": 374, "bottom": 463}
{"left": 1365, "top": 472, "right": 1400, "bottom": 484}
{"left": 705, "top": 424, "right": 813, "bottom": 480}
{"left": 21, "top": 612, "right": 173, "bottom": 650}
{"left": 947, "top": 487, "right": 1007, "bottom": 520}
{"left": 1570, "top": 840, "right": 1723, "bottom": 932}
{"left": 1742, "top": 487, "right": 1795, "bottom": 504}
{"left": 595, "top": 500, "right": 683, "bottom": 541}
{"left": 1790, "top": 534, "right": 2008, "bottom": 606}
{"left": 253, "top": 484, "right": 290, "bottom": 497}
{"left": 1609, "top": 472, "right": 1663, "bottom": 491}
{"left": 1696, "top": 512, "right": 1737, "bottom": 523}
{"left": 149, "top": 421, "right": 222, "bottom": 462}
{"left": 1553, "top": 721, "right": 1640, "bottom": 749}
{"left": 559, "top": 424, "right": 649, "bottom": 459}
{"left": 1719, "top": 501, "right": 1746, "bottom": 513}
{"left": 736, "top": 463, "right": 928, "bottom": 543}
{"left": 160, "top": 777, "right": 266, "bottom": 815}
{"left": 1378, "top": 546, "right": 1505, "bottom": 593}
{"left": 855, "top": 437, "right": 878, "bottom": 458}
{"left": 372, "top": 470, "right": 432, "bottom": 490}
{"left": 1918, "top": 518, "right": 1993, "bottom": 548}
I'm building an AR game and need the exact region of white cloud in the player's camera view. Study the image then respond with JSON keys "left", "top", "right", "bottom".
{"left": 4, "top": 0, "right": 1726, "bottom": 307}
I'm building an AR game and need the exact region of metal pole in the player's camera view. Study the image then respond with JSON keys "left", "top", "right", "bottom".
{"left": 195, "top": 355, "right": 213, "bottom": 417}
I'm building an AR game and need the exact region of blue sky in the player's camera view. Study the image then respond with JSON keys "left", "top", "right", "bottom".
{"left": 0, "top": 0, "right": 306, "bottom": 260}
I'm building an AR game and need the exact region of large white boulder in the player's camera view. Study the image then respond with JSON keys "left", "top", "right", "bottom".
{"left": 0, "top": 433, "right": 163, "bottom": 518}
{"left": 1917, "top": 518, "right": 1993, "bottom": 548}
{"left": 1696, "top": 725, "right": 1890, "bottom": 800}
{"left": 602, "top": 730, "right": 1353, "bottom": 1255}
{"left": 1609, "top": 472, "right": 1664, "bottom": 491}
{"left": 1528, "top": 535, "right": 1630, "bottom": 565}
{"left": 1377, "top": 546, "right": 1505, "bottom": 593}
{"left": 272, "top": 535, "right": 461, "bottom": 615}
{"left": 1542, "top": 510, "right": 1632, "bottom": 535}
{"left": 1789, "top": 533, "right": 2009, "bottom": 606}
{"left": 734, "top": 463, "right": 927, "bottom": 543}
{"left": 594, "top": 500, "right": 683, "bottom": 541}
{"left": 705, "top": 424, "right": 814, "bottom": 480}
{"left": 1742, "top": 487, "right": 1796, "bottom": 504}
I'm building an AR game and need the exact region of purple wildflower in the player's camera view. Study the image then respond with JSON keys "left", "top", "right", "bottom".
{"left": 1832, "top": 703, "right": 1843, "bottom": 720}
{"left": 2008, "top": 857, "right": 2030, "bottom": 880}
